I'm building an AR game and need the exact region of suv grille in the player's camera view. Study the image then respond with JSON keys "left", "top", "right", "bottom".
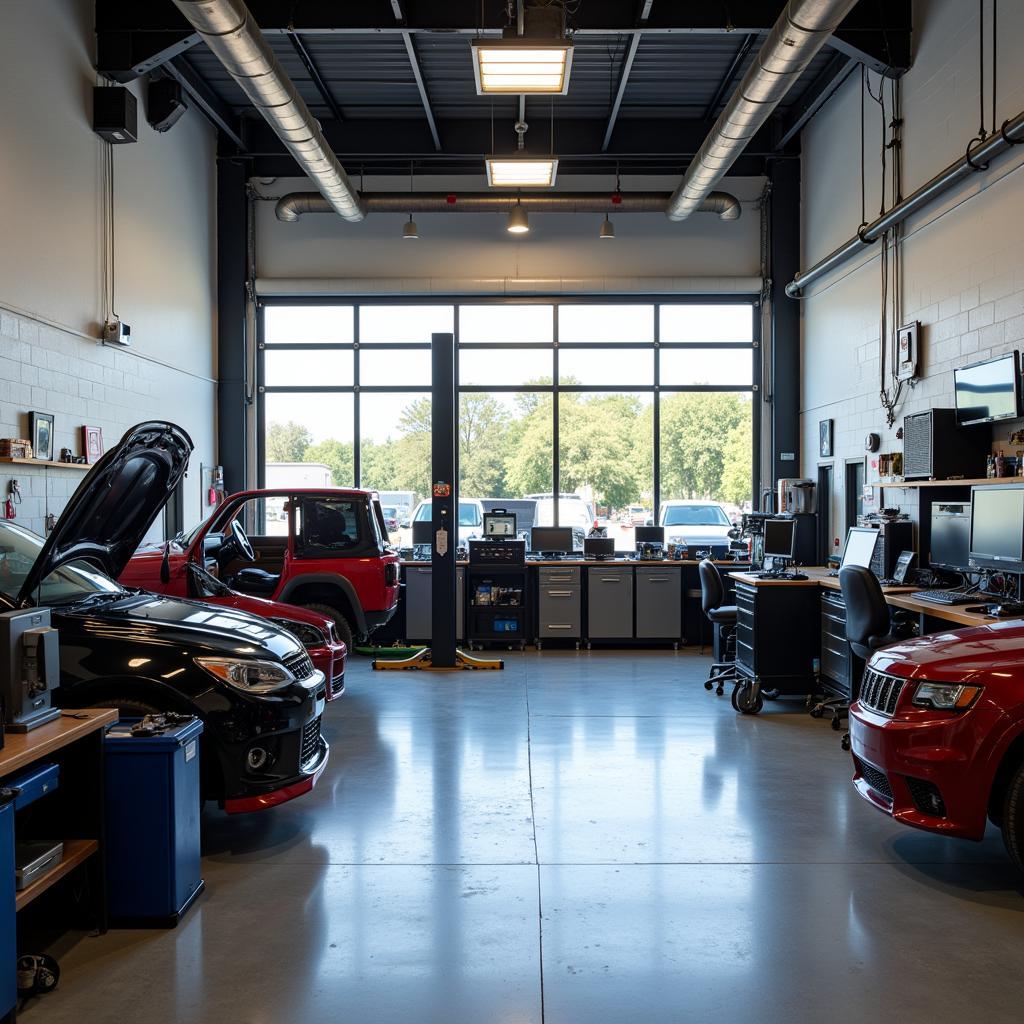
{"left": 859, "top": 668, "right": 903, "bottom": 716}
{"left": 284, "top": 651, "right": 315, "bottom": 681}
{"left": 300, "top": 716, "right": 322, "bottom": 767}
{"left": 854, "top": 756, "right": 893, "bottom": 802}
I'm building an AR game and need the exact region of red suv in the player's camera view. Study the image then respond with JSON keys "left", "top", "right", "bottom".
{"left": 122, "top": 488, "right": 400, "bottom": 650}
{"left": 849, "top": 620, "right": 1024, "bottom": 869}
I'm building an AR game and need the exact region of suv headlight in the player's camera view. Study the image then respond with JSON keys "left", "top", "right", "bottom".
{"left": 195, "top": 656, "right": 295, "bottom": 694}
{"left": 911, "top": 682, "right": 983, "bottom": 711}
{"left": 269, "top": 618, "right": 325, "bottom": 649}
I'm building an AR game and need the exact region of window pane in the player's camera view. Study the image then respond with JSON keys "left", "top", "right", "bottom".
{"left": 660, "top": 348, "right": 752, "bottom": 386}
{"left": 265, "top": 349, "right": 353, "bottom": 387}
{"left": 659, "top": 304, "right": 753, "bottom": 343}
{"left": 360, "top": 393, "right": 431, "bottom": 538}
{"left": 459, "top": 305, "right": 553, "bottom": 344}
{"left": 459, "top": 348, "right": 553, "bottom": 386}
{"left": 559, "top": 392, "right": 652, "bottom": 549}
{"left": 659, "top": 393, "right": 752, "bottom": 537}
{"left": 264, "top": 305, "right": 354, "bottom": 344}
{"left": 264, "top": 392, "right": 354, "bottom": 487}
{"left": 361, "top": 348, "right": 431, "bottom": 387}
{"left": 360, "top": 305, "right": 454, "bottom": 343}
{"left": 559, "top": 348, "right": 653, "bottom": 386}
{"left": 559, "top": 304, "right": 653, "bottom": 344}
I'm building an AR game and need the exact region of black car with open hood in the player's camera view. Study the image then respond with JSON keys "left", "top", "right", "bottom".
{"left": 0, "top": 421, "right": 328, "bottom": 813}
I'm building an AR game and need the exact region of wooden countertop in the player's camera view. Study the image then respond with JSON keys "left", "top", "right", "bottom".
{"left": 401, "top": 558, "right": 744, "bottom": 568}
{"left": 0, "top": 708, "right": 117, "bottom": 778}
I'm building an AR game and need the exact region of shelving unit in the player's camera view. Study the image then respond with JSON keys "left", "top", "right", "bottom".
{"left": 15, "top": 839, "right": 99, "bottom": 912}
{"left": 0, "top": 456, "right": 90, "bottom": 471}
{"left": 882, "top": 476, "right": 1021, "bottom": 488}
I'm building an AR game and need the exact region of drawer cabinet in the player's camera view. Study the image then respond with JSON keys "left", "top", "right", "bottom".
{"left": 820, "top": 592, "right": 856, "bottom": 697}
{"left": 537, "top": 566, "right": 581, "bottom": 642}
{"left": 403, "top": 565, "right": 464, "bottom": 641}
{"left": 587, "top": 567, "right": 634, "bottom": 639}
{"left": 635, "top": 567, "right": 682, "bottom": 641}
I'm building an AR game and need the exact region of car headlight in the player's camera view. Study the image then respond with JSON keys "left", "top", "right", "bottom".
{"left": 195, "top": 656, "right": 295, "bottom": 694}
{"left": 269, "top": 618, "right": 325, "bottom": 649}
{"left": 911, "top": 681, "right": 983, "bottom": 711}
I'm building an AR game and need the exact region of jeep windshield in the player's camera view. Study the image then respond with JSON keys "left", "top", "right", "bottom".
{"left": 0, "top": 521, "right": 126, "bottom": 605}
{"left": 662, "top": 505, "right": 731, "bottom": 527}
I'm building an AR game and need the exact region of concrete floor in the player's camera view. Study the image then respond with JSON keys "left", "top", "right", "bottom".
{"left": 28, "top": 651, "right": 1024, "bottom": 1023}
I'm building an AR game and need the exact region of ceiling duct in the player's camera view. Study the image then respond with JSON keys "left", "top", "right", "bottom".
{"left": 275, "top": 191, "right": 743, "bottom": 222}
{"left": 666, "top": 0, "right": 860, "bottom": 221}
{"left": 171, "top": 0, "right": 365, "bottom": 222}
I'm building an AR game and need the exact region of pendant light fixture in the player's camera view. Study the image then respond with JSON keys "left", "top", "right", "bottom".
{"left": 506, "top": 199, "right": 529, "bottom": 235}
{"left": 599, "top": 214, "right": 615, "bottom": 239}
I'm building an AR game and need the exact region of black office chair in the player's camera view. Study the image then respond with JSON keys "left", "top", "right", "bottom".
{"left": 830, "top": 565, "right": 915, "bottom": 747}
{"left": 698, "top": 559, "right": 737, "bottom": 696}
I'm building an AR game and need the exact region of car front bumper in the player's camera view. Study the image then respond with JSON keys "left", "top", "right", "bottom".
{"left": 310, "top": 641, "right": 347, "bottom": 700}
{"left": 848, "top": 701, "right": 990, "bottom": 840}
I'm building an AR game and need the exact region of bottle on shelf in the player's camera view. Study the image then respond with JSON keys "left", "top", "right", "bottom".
{"left": 995, "top": 449, "right": 1006, "bottom": 478}
{"left": 986, "top": 454, "right": 996, "bottom": 479}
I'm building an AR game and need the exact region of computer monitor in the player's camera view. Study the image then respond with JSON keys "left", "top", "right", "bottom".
{"left": 483, "top": 510, "right": 516, "bottom": 538}
{"left": 531, "top": 526, "right": 573, "bottom": 554}
{"left": 930, "top": 502, "right": 970, "bottom": 570}
{"left": 634, "top": 526, "right": 665, "bottom": 543}
{"left": 411, "top": 520, "right": 432, "bottom": 545}
{"left": 762, "top": 518, "right": 796, "bottom": 560}
{"left": 840, "top": 527, "right": 879, "bottom": 570}
{"left": 969, "top": 485, "right": 1024, "bottom": 572}
{"left": 584, "top": 536, "right": 615, "bottom": 558}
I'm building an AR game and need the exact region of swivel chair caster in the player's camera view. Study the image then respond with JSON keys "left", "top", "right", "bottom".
{"left": 831, "top": 716, "right": 842, "bottom": 731}
{"left": 715, "top": 683, "right": 725, "bottom": 696}
{"left": 841, "top": 733, "right": 851, "bottom": 751}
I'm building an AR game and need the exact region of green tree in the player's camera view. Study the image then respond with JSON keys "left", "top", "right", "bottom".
{"left": 304, "top": 438, "right": 354, "bottom": 486}
{"left": 459, "top": 393, "right": 509, "bottom": 496}
{"left": 266, "top": 420, "right": 311, "bottom": 462}
{"left": 504, "top": 393, "right": 554, "bottom": 496}
{"left": 660, "top": 393, "right": 747, "bottom": 500}
{"left": 719, "top": 412, "right": 753, "bottom": 505}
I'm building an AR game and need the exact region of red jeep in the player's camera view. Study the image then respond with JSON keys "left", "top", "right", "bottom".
{"left": 849, "top": 620, "right": 1024, "bottom": 869}
{"left": 122, "top": 488, "right": 400, "bottom": 650}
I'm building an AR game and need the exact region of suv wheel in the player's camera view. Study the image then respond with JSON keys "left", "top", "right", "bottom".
{"left": 1000, "top": 761, "right": 1024, "bottom": 871}
{"left": 303, "top": 602, "right": 355, "bottom": 652}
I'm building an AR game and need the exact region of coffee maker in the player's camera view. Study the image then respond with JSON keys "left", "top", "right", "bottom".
{"left": 776, "top": 479, "right": 816, "bottom": 515}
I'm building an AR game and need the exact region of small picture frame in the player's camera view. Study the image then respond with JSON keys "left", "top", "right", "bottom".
{"left": 29, "top": 412, "right": 54, "bottom": 462}
{"left": 819, "top": 418, "right": 834, "bottom": 458}
{"left": 82, "top": 425, "right": 104, "bottom": 464}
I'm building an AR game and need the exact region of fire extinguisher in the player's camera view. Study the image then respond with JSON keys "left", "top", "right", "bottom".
{"left": 5, "top": 480, "right": 21, "bottom": 519}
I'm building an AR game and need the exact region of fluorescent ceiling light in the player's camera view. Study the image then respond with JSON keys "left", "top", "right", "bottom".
{"left": 471, "top": 39, "right": 573, "bottom": 95}
{"left": 486, "top": 157, "right": 558, "bottom": 188}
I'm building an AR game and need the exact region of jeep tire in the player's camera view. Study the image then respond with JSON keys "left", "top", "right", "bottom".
{"left": 304, "top": 602, "right": 355, "bottom": 653}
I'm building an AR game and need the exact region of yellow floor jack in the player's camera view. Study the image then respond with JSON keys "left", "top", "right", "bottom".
{"left": 372, "top": 647, "right": 504, "bottom": 671}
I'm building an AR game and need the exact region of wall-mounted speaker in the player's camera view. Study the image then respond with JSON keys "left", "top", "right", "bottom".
{"left": 147, "top": 78, "right": 188, "bottom": 133}
{"left": 93, "top": 86, "right": 138, "bottom": 144}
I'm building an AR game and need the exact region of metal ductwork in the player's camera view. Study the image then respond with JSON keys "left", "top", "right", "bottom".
{"left": 275, "top": 191, "right": 743, "bottom": 222}
{"left": 171, "top": 0, "right": 365, "bottom": 222}
{"left": 666, "top": 0, "right": 860, "bottom": 221}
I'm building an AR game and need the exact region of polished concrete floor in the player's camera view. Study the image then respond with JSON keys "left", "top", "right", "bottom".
{"left": 29, "top": 651, "right": 1024, "bottom": 1023}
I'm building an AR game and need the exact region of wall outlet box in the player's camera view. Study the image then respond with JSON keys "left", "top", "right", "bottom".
{"left": 93, "top": 86, "right": 138, "bottom": 144}
{"left": 896, "top": 322, "right": 919, "bottom": 381}
{"left": 102, "top": 319, "right": 131, "bottom": 346}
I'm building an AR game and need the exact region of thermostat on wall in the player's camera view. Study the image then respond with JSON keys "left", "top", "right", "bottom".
{"left": 896, "top": 322, "right": 919, "bottom": 381}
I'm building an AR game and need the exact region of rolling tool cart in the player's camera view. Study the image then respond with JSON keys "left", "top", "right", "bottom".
{"left": 104, "top": 716, "right": 204, "bottom": 926}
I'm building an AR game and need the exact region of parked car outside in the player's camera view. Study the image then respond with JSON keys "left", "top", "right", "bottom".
{"left": 528, "top": 494, "right": 597, "bottom": 551}
{"left": 658, "top": 500, "right": 734, "bottom": 551}
{"left": 849, "top": 620, "right": 1024, "bottom": 869}
{"left": 627, "top": 504, "right": 650, "bottom": 527}
{"left": 381, "top": 505, "right": 401, "bottom": 534}
{"left": 411, "top": 498, "right": 485, "bottom": 547}
{"left": 122, "top": 487, "right": 400, "bottom": 652}
{"left": 2, "top": 422, "right": 328, "bottom": 813}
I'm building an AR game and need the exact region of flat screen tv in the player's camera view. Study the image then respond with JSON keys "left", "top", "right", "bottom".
{"left": 953, "top": 352, "right": 1021, "bottom": 426}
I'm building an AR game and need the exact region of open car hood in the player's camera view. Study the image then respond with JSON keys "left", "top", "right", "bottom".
{"left": 17, "top": 421, "right": 193, "bottom": 605}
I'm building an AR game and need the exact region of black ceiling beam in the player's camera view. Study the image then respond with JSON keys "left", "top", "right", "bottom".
{"left": 775, "top": 52, "right": 857, "bottom": 149}
{"left": 287, "top": 31, "right": 345, "bottom": 122}
{"left": 163, "top": 57, "right": 247, "bottom": 150}
{"left": 702, "top": 33, "right": 757, "bottom": 122}
{"left": 600, "top": 0, "right": 653, "bottom": 152}
{"left": 401, "top": 33, "right": 441, "bottom": 151}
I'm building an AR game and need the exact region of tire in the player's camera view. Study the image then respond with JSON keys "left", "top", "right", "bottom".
{"left": 1000, "top": 761, "right": 1024, "bottom": 872}
{"left": 303, "top": 602, "right": 355, "bottom": 652}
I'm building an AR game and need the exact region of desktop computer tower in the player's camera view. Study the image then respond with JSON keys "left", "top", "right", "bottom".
{"left": 856, "top": 518, "right": 915, "bottom": 579}
{"left": 789, "top": 513, "right": 818, "bottom": 566}
{"left": 903, "top": 409, "right": 989, "bottom": 480}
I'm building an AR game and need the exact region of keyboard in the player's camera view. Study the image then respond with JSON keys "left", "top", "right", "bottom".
{"left": 755, "top": 572, "right": 809, "bottom": 581}
{"left": 910, "top": 589, "right": 977, "bottom": 605}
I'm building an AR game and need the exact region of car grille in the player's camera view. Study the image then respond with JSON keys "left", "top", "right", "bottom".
{"left": 854, "top": 756, "right": 893, "bottom": 802}
{"left": 859, "top": 668, "right": 904, "bottom": 716}
{"left": 284, "top": 651, "right": 316, "bottom": 681}
{"left": 300, "top": 716, "right": 322, "bottom": 767}
{"left": 330, "top": 670, "right": 345, "bottom": 697}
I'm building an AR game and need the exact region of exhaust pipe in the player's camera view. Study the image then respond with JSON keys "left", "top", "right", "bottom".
{"left": 171, "top": 0, "right": 365, "bottom": 222}
{"left": 275, "top": 191, "right": 743, "bottom": 222}
{"left": 666, "top": 0, "right": 860, "bottom": 221}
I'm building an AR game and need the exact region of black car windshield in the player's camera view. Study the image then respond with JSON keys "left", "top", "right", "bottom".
{"left": 0, "top": 522, "right": 125, "bottom": 605}
{"left": 662, "top": 505, "right": 730, "bottom": 527}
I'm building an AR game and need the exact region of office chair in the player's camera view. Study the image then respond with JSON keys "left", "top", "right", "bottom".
{"left": 828, "top": 565, "right": 915, "bottom": 747}
{"left": 698, "top": 559, "right": 737, "bottom": 696}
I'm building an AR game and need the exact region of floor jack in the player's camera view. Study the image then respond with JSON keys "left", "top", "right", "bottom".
{"left": 372, "top": 647, "right": 504, "bottom": 671}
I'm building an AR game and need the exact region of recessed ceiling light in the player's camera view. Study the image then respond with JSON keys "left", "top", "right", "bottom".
{"left": 471, "top": 39, "right": 573, "bottom": 95}
{"left": 486, "top": 157, "right": 558, "bottom": 188}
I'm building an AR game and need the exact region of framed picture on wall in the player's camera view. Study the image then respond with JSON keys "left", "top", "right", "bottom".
{"left": 819, "top": 418, "right": 834, "bottom": 458}
{"left": 82, "top": 425, "right": 104, "bottom": 464}
{"left": 29, "top": 412, "right": 54, "bottom": 461}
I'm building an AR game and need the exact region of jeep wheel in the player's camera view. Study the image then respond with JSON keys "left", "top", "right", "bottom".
{"left": 1000, "top": 761, "right": 1024, "bottom": 871}
{"left": 304, "top": 602, "right": 355, "bottom": 652}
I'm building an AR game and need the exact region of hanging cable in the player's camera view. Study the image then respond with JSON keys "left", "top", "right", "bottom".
{"left": 991, "top": 0, "right": 998, "bottom": 136}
